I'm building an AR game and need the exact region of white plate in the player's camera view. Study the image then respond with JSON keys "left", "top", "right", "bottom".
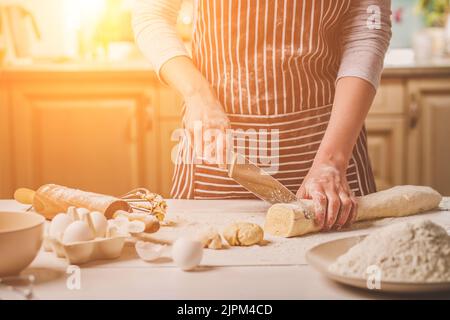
{"left": 305, "top": 236, "right": 450, "bottom": 294}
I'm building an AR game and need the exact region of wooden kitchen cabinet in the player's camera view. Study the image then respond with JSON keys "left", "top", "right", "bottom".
{"left": 0, "top": 73, "right": 13, "bottom": 198}
{"left": 407, "top": 79, "right": 450, "bottom": 196}
{"left": 365, "top": 80, "right": 406, "bottom": 190}
{"left": 3, "top": 70, "right": 163, "bottom": 197}
{"left": 365, "top": 117, "right": 405, "bottom": 190}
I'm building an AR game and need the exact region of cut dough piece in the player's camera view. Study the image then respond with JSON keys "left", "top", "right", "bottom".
{"left": 199, "top": 230, "right": 223, "bottom": 250}
{"left": 223, "top": 223, "right": 264, "bottom": 246}
{"left": 265, "top": 185, "right": 442, "bottom": 238}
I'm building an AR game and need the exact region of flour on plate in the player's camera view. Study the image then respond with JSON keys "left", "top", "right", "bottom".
{"left": 329, "top": 220, "right": 450, "bottom": 282}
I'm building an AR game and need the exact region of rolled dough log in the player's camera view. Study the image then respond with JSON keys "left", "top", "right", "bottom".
{"left": 265, "top": 185, "right": 442, "bottom": 238}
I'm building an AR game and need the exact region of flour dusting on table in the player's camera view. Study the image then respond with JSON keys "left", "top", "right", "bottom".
{"left": 329, "top": 220, "right": 450, "bottom": 282}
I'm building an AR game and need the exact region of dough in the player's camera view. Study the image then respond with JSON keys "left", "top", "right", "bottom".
{"left": 223, "top": 223, "right": 264, "bottom": 246}
{"left": 265, "top": 185, "right": 442, "bottom": 238}
{"left": 199, "top": 231, "right": 223, "bottom": 250}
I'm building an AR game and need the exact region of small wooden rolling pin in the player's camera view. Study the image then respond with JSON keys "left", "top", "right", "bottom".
{"left": 15, "top": 184, "right": 131, "bottom": 220}
{"left": 264, "top": 185, "right": 443, "bottom": 238}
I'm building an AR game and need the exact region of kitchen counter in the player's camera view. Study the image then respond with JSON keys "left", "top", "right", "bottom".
{"left": 3, "top": 57, "right": 450, "bottom": 78}
{"left": 1, "top": 199, "right": 450, "bottom": 300}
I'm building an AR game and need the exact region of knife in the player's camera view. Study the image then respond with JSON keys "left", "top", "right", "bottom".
{"left": 227, "top": 152, "right": 298, "bottom": 204}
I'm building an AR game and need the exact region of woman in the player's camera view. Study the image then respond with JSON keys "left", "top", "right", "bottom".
{"left": 133, "top": 0, "right": 392, "bottom": 230}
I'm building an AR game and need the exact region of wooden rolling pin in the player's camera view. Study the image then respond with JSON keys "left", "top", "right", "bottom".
{"left": 264, "top": 185, "right": 443, "bottom": 237}
{"left": 15, "top": 184, "right": 131, "bottom": 220}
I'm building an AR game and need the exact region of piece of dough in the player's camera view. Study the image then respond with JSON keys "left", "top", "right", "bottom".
{"left": 199, "top": 231, "right": 223, "bottom": 250}
{"left": 265, "top": 185, "right": 442, "bottom": 238}
{"left": 223, "top": 223, "right": 264, "bottom": 246}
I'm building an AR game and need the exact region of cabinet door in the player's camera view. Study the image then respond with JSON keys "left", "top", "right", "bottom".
{"left": 156, "top": 85, "right": 183, "bottom": 198}
{"left": 158, "top": 119, "right": 183, "bottom": 198}
{"left": 0, "top": 77, "right": 13, "bottom": 198}
{"left": 365, "top": 117, "right": 405, "bottom": 190}
{"left": 408, "top": 80, "right": 450, "bottom": 195}
{"left": 370, "top": 79, "right": 405, "bottom": 115}
{"left": 10, "top": 82, "right": 156, "bottom": 196}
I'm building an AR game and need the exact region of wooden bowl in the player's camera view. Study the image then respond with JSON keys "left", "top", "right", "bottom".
{"left": 0, "top": 211, "right": 45, "bottom": 277}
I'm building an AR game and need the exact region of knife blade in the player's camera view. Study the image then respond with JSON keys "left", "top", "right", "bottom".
{"left": 227, "top": 152, "right": 298, "bottom": 204}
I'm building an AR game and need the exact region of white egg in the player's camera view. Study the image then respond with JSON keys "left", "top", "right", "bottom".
{"left": 49, "top": 213, "right": 73, "bottom": 240}
{"left": 89, "top": 211, "right": 108, "bottom": 238}
{"left": 62, "top": 221, "right": 94, "bottom": 244}
{"left": 172, "top": 238, "right": 203, "bottom": 271}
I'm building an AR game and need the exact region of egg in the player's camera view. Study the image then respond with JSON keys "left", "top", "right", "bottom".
{"left": 89, "top": 211, "right": 108, "bottom": 238}
{"left": 62, "top": 221, "right": 94, "bottom": 244}
{"left": 171, "top": 237, "right": 203, "bottom": 271}
{"left": 49, "top": 213, "right": 73, "bottom": 240}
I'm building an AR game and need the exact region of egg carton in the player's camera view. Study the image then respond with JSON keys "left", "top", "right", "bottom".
{"left": 43, "top": 206, "right": 148, "bottom": 265}
{"left": 45, "top": 235, "right": 128, "bottom": 265}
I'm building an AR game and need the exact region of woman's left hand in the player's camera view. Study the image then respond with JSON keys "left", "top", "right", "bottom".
{"left": 297, "top": 162, "right": 357, "bottom": 231}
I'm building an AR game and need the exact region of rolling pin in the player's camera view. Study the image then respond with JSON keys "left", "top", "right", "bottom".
{"left": 264, "top": 185, "right": 443, "bottom": 237}
{"left": 14, "top": 184, "right": 131, "bottom": 220}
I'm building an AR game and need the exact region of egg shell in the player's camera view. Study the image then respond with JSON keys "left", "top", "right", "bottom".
{"left": 49, "top": 213, "right": 73, "bottom": 240}
{"left": 89, "top": 211, "right": 108, "bottom": 238}
{"left": 172, "top": 238, "right": 203, "bottom": 271}
{"left": 62, "top": 221, "right": 95, "bottom": 244}
{"left": 135, "top": 241, "right": 166, "bottom": 262}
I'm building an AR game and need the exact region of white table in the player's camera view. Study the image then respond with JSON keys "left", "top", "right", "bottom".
{"left": 1, "top": 199, "right": 450, "bottom": 300}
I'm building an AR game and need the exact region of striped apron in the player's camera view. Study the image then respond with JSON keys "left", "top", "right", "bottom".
{"left": 171, "top": 0, "right": 376, "bottom": 199}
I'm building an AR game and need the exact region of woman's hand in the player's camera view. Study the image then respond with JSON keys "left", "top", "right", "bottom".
{"left": 183, "top": 85, "right": 230, "bottom": 136}
{"left": 160, "top": 56, "right": 230, "bottom": 164}
{"left": 183, "top": 85, "right": 230, "bottom": 164}
{"left": 297, "top": 161, "right": 357, "bottom": 231}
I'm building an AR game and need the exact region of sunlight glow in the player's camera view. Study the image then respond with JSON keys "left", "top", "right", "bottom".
{"left": 64, "top": 0, "right": 106, "bottom": 31}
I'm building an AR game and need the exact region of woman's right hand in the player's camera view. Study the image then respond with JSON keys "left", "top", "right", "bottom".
{"left": 160, "top": 56, "right": 230, "bottom": 164}
{"left": 183, "top": 85, "right": 230, "bottom": 134}
{"left": 183, "top": 85, "right": 231, "bottom": 164}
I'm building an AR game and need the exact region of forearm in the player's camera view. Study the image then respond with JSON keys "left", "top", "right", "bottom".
{"left": 314, "top": 77, "right": 376, "bottom": 170}
{"left": 160, "top": 56, "right": 212, "bottom": 98}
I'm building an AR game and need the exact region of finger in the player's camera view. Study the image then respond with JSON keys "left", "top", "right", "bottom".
{"left": 324, "top": 187, "right": 341, "bottom": 230}
{"left": 334, "top": 190, "right": 352, "bottom": 230}
{"left": 345, "top": 196, "right": 358, "bottom": 227}
{"left": 296, "top": 185, "right": 307, "bottom": 199}
{"left": 311, "top": 189, "right": 327, "bottom": 230}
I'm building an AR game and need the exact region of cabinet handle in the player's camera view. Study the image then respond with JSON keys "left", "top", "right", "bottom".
{"left": 409, "top": 93, "right": 420, "bottom": 129}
